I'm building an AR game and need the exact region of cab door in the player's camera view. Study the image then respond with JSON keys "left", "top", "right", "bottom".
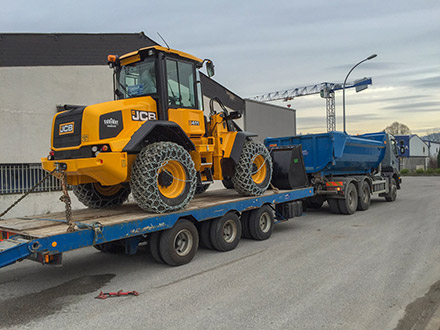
{"left": 165, "top": 59, "right": 205, "bottom": 138}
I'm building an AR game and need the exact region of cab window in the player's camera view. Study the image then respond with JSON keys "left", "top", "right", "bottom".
{"left": 391, "top": 138, "right": 398, "bottom": 156}
{"left": 166, "top": 59, "right": 196, "bottom": 108}
{"left": 116, "top": 58, "right": 157, "bottom": 98}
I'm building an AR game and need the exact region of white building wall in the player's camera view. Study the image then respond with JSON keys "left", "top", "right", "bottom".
{"left": 0, "top": 66, "right": 113, "bottom": 163}
{"left": 425, "top": 141, "right": 440, "bottom": 157}
{"left": 409, "top": 135, "right": 429, "bottom": 157}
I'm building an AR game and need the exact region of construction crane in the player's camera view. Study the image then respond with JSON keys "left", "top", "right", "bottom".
{"left": 250, "top": 77, "right": 372, "bottom": 132}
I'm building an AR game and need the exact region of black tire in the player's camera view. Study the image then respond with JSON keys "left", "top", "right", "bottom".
{"left": 222, "top": 177, "right": 234, "bottom": 189}
{"left": 232, "top": 141, "right": 273, "bottom": 196}
{"left": 248, "top": 205, "right": 274, "bottom": 241}
{"left": 94, "top": 240, "right": 126, "bottom": 253}
{"left": 240, "top": 211, "right": 252, "bottom": 239}
{"left": 305, "top": 196, "right": 325, "bottom": 209}
{"left": 159, "top": 219, "right": 198, "bottom": 266}
{"left": 357, "top": 180, "right": 371, "bottom": 211}
{"left": 209, "top": 213, "right": 242, "bottom": 251}
{"left": 130, "top": 142, "right": 197, "bottom": 213}
{"left": 338, "top": 183, "right": 358, "bottom": 215}
{"left": 199, "top": 220, "right": 214, "bottom": 250}
{"left": 195, "top": 183, "right": 210, "bottom": 195}
{"left": 328, "top": 199, "right": 341, "bottom": 214}
{"left": 385, "top": 178, "right": 397, "bottom": 202}
{"left": 149, "top": 231, "right": 164, "bottom": 264}
{"left": 73, "top": 182, "right": 130, "bottom": 209}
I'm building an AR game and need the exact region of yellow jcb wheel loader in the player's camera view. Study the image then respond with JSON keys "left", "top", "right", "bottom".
{"left": 42, "top": 46, "right": 272, "bottom": 213}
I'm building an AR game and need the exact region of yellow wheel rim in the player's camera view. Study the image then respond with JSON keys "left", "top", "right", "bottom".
{"left": 94, "top": 183, "right": 122, "bottom": 196}
{"left": 252, "top": 155, "right": 267, "bottom": 185}
{"left": 157, "top": 160, "right": 186, "bottom": 199}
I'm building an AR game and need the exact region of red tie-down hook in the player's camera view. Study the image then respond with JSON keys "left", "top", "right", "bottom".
{"left": 96, "top": 290, "right": 140, "bottom": 299}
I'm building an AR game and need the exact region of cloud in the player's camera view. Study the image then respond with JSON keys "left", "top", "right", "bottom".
{"left": 297, "top": 113, "right": 383, "bottom": 125}
{"left": 328, "top": 62, "right": 399, "bottom": 72}
{"left": 410, "top": 76, "right": 440, "bottom": 89}
{"left": 381, "top": 102, "right": 440, "bottom": 111}
{"left": 341, "top": 94, "right": 429, "bottom": 106}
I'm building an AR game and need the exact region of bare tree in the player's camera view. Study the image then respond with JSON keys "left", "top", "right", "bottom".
{"left": 385, "top": 122, "right": 411, "bottom": 135}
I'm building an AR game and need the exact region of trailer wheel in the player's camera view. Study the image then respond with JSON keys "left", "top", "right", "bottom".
{"left": 232, "top": 141, "right": 272, "bottom": 196}
{"left": 199, "top": 220, "right": 214, "bottom": 250}
{"left": 385, "top": 178, "right": 397, "bottom": 202}
{"left": 210, "top": 213, "right": 242, "bottom": 251}
{"left": 94, "top": 240, "right": 126, "bottom": 253}
{"left": 73, "top": 183, "right": 130, "bottom": 209}
{"left": 240, "top": 211, "right": 252, "bottom": 239}
{"left": 357, "top": 181, "right": 371, "bottom": 211}
{"left": 248, "top": 205, "right": 274, "bottom": 240}
{"left": 159, "top": 219, "right": 198, "bottom": 266}
{"left": 195, "top": 183, "right": 210, "bottom": 195}
{"left": 149, "top": 231, "right": 164, "bottom": 264}
{"left": 338, "top": 183, "right": 358, "bottom": 215}
{"left": 328, "top": 199, "right": 341, "bottom": 214}
{"left": 131, "top": 142, "right": 197, "bottom": 213}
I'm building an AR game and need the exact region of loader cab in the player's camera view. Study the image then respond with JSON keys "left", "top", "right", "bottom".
{"left": 109, "top": 46, "right": 212, "bottom": 138}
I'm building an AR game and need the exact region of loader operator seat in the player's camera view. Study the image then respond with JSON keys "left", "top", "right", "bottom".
{"left": 139, "top": 64, "right": 157, "bottom": 95}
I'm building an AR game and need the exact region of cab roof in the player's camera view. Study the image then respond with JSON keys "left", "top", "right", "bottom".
{"left": 119, "top": 45, "right": 203, "bottom": 65}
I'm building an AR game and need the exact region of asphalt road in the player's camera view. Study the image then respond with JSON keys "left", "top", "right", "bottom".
{"left": 0, "top": 176, "right": 439, "bottom": 330}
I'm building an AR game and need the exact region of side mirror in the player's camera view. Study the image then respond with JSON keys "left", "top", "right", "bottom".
{"left": 206, "top": 60, "right": 215, "bottom": 77}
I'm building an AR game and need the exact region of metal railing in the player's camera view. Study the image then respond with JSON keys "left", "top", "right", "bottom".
{"left": 0, "top": 163, "right": 64, "bottom": 195}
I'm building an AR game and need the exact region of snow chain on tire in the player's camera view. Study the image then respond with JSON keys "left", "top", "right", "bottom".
{"left": 72, "top": 183, "right": 130, "bottom": 209}
{"left": 130, "top": 142, "right": 197, "bottom": 213}
{"left": 232, "top": 140, "right": 273, "bottom": 196}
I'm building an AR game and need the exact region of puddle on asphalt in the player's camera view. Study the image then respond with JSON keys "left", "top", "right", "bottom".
{"left": 0, "top": 274, "right": 115, "bottom": 328}
{"left": 394, "top": 279, "right": 440, "bottom": 330}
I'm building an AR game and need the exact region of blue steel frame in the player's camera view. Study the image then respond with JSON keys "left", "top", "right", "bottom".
{"left": 0, "top": 187, "right": 313, "bottom": 269}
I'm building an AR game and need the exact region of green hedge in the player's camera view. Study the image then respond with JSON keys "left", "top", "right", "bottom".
{"left": 400, "top": 168, "right": 440, "bottom": 176}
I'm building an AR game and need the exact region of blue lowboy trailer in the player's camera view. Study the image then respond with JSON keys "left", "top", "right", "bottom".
{"left": 0, "top": 187, "right": 313, "bottom": 269}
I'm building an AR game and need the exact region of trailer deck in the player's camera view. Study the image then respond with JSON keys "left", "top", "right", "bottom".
{"left": 0, "top": 187, "right": 313, "bottom": 269}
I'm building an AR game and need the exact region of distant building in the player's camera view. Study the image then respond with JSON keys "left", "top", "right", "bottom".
{"left": 423, "top": 140, "right": 440, "bottom": 158}
{"left": 394, "top": 134, "right": 429, "bottom": 170}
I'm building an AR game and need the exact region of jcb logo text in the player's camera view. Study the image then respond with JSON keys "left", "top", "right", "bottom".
{"left": 59, "top": 122, "right": 74, "bottom": 135}
{"left": 131, "top": 110, "right": 157, "bottom": 122}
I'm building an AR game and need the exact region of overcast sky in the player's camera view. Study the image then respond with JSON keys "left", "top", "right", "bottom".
{"left": 1, "top": 0, "right": 439, "bottom": 135}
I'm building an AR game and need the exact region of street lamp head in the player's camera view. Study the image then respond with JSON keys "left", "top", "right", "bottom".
{"left": 342, "top": 53, "right": 377, "bottom": 133}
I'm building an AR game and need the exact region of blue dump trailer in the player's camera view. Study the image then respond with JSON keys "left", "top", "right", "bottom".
{"left": 265, "top": 131, "right": 401, "bottom": 215}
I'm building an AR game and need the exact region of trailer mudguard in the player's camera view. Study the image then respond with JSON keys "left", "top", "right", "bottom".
{"left": 123, "top": 120, "right": 195, "bottom": 153}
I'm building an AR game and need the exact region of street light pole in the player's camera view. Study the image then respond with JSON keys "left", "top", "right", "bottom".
{"left": 342, "top": 54, "right": 377, "bottom": 133}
